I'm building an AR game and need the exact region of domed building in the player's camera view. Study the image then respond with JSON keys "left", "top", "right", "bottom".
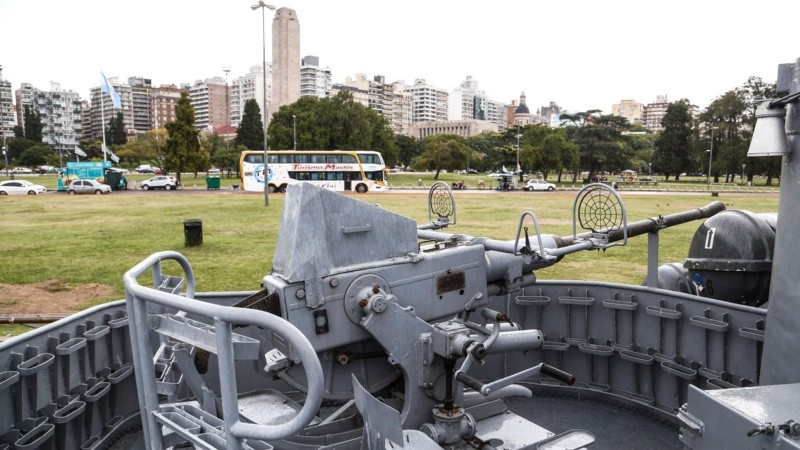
{"left": 513, "top": 91, "right": 533, "bottom": 126}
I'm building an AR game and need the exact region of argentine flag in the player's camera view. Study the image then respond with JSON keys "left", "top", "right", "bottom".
{"left": 100, "top": 71, "right": 122, "bottom": 109}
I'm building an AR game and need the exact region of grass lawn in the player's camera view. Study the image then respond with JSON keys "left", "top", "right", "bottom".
{"left": 0, "top": 189, "right": 779, "bottom": 329}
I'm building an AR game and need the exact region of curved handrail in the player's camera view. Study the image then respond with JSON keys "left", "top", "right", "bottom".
{"left": 123, "top": 251, "right": 323, "bottom": 444}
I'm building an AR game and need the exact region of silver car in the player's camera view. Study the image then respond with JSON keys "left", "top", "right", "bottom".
{"left": 67, "top": 179, "right": 112, "bottom": 195}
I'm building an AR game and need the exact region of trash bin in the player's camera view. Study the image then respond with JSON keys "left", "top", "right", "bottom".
{"left": 105, "top": 171, "right": 122, "bottom": 190}
{"left": 184, "top": 219, "right": 203, "bottom": 247}
{"left": 206, "top": 176, "right": 220, "bottom": 190}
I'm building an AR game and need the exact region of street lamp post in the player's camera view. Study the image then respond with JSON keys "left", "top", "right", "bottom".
{"left": 742, "top": 163, "right": 747, "bottom": 185}
{"left": 706, "top": 128, "right": 715, "bottom": 189}
{"left": 515, "top": 124, "right": 522, "bottom": 182}
{"left": 252, "top": 0, "right": 276, "bottom": 207}
{"left": 293, "top": 114, "right": 297, "bottom": 150}
{"left": 2, "top": 133, "right": 8, "bottom": 179}
{"left": 2, "top": 148, "right": 8, "bottom": 179}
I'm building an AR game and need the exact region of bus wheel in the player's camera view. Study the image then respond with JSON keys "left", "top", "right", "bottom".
{"left": 355, "top": 184, "right": 368, "bottom": 193}
{"left": 279, "top": 184, "right": 288, "bottom": 193}
{"left": 268, "top": 184, "right": 277, "bottom": 193}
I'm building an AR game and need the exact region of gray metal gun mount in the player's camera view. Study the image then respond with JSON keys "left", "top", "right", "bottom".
{"left": 256, "top": 182, "right": 724, "bottom": 428}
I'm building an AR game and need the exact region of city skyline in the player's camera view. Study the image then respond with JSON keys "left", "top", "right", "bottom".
{"left": 1, "top": 0, "right": 797, "bottom": 114}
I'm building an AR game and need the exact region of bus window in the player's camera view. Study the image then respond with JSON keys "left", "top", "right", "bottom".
{"left": 295, "top": 154, "right": 309, "bottom": 163}
{"left": 246, "top": 154, "right": 264, "bottom": 164}
{"left": 326, "top": 172, "right": 344, "bottom": 181}
{"left": 268, "top": 155, "right": 279, "bottom": 164}
{"left": 358, "top": 153, "right": 383, "bottom": 165}
{"left": 279, "top": 155, "right": 293, "bottom": 163}
{"left": 352, "top": 172, "right": 362, "bottom": 181}
{"left": 326, "top": 155, "right": 341, "bottom": 163}
{"left": 366, "top": 171, "right": 384, "bottom": 181}
{"left": 342, "top": 154, "right": 356, "bottom": 163}
{"left": 311, "top": 154, "right": 326, "bottom": 163}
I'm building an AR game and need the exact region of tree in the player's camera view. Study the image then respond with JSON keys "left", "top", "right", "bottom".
{"left": 236, "top": 99, "right": 264, "bottom": 150}
{"left": 571, "top": 114, "right": 632, "bottom": 181}
{"left": 395, "top": 135, "right": 420, "bottom": 168}
{"left": 19, "top": 145, "right": 54, "bottom": 166}
{"left": 23, "top": 106, "right": 43, "bottom": 143}
{"left": 213, "top": 145, "right": 245, "bottom": 178}
{"left": 77, "top": 138, "right": 103, "bottom": 160}
{"left": 416, "top": 134, "right": 470, "bottom": 179}
{"left": 164, "top": 92, "right": 205, "bottom": 185}
{"left": 267, "top": 91, "right": 399, "bottom": 165}
{"left": 117, "top": 129, "right": 167, "bottom": 168}
{"left": 700, "top": 90, "right": 749, "bottom": 183}
{"left": 533, "top": 128, "right": 579, "bottom": 182}
{"left": 106, "top": 112, "right": 127, "bottom": 145}
{"left": 653, "top": 101, "right": 693, "bottom": 180}
{"left": 6, "top": 137, "right": 37, "bottom": 161}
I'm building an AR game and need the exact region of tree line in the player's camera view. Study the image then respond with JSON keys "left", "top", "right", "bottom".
{"left": 2, "top": 76, "right": 780, "bottom": 186}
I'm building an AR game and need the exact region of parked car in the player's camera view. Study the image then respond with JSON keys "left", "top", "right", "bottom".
{"left": 135, "top": 164, "right": 155, "bottom": 173}
{"left": 140, "top": 175, "right": 178, "bottom": 191}
{"left": 67, "top": 179, "right": 112, "bottom": 195}
{"left": 36, "top": 165, "right": 56, "bottom": 174}
{"left": 523, "top": 179, "right": 556, "bottom": 191}
{"left": 0, "top": 180, "right": 47, "bottom": 195}
{"left": 12, "top": 167, "right": 33, "bottom": 174}
{"left": 207, "top": 168, "right": 221, "bottom": 175}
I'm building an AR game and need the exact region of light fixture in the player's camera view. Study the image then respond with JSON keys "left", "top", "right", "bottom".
{"left": 748, "top": 101, "right": 789, "bottom": 157}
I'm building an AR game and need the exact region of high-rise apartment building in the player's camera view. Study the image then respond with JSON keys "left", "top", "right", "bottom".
{"left": 34, "top": 82, "right": 82, "bottom": 153}
{"left": 128, "top": 77, "right": 153, "bottom": 133}
{"left": 449, "top": 76, "right": 507, "bottom": 131}
{"left": 88, "top": 77, "right": 133, "bottom": 140}
{"left": 390, "top": 81, "right": 412, "bottom": 136}
{"left": 150, "top": 85, "right": 185, "bottom": 130}
{"left": 14, "top": 83, "right": 35, "bottom": 132}
{"left": 189, "top": 78, "right": 229, "bottom": 132}
{"left": 230, "top": 65, "right": 272, "bottom": 128}
{"left": 0, "top": 67, "right": 14, "bottom": 141}
{"left": 406, "top": 79, "right": 448, "bottom": 123}
{"left": 612, "top": 99, "right": 644, "bottom": 126}
{"left": 271, "top": 7, "right": 300, "bottom": 117}
{"left": 80, "top": 100, "right": 91, "bottom": 138}
{"left": 300, "top": 55, "right": 331, "bottom": 99}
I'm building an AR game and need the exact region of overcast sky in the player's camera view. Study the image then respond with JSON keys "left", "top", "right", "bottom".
{"left": 1, "top": 0, "right": 798, "bottom": 114}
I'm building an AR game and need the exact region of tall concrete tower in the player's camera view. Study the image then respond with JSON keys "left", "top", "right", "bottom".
{"left": 271, "top": 7, "right": 300, "bottom": 117}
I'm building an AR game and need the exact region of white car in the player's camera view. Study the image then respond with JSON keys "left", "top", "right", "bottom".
{"left": 140, "top": 175, "right": 178, "bottom": 191}
{"left": 523, "top": 179, "right": 556, "bottom": 191}
{"left": 67, "top": 179, "right": 112, "bottom": 195}
{"left": 135, "top": 164, "right": 155, "bottom": 173}
{"left": 12, "top": 167, "right": 33, "bottom": 174}
{"left": 0, "top": 180, "right": 47, "bottom": 195}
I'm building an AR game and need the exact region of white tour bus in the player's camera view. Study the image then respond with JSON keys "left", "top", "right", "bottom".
{"left": 239, "top": 150, "right": 389, "bottom": 193}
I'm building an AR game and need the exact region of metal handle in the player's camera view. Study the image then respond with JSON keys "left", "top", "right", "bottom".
{"left": 540, "top": 364, "right": 576, "bottom": 385}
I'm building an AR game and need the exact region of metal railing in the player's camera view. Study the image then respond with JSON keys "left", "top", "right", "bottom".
{"left": 123, "top": 251, "right": 323, "bottom": 450}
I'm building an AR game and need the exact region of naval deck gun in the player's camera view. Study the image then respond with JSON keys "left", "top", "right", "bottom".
{"left": 4, "top": 56, "right": 800, "bottom": 450}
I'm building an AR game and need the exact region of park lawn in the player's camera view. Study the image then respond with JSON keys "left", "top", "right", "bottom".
{"left": 0, "top": 190, "right": 778, "bottom": 318}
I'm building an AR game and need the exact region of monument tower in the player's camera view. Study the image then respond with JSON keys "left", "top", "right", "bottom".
{"left": 271, "top": 7, "right": 300, "bottom": 117}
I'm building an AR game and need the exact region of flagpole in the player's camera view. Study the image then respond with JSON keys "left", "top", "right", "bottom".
{"left": 100, "top": 88, "right": 107, "bottom": 163}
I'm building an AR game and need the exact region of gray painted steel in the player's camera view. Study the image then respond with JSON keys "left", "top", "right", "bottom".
{"left": 760, "top": 57, "right": 800, "bottom": 385}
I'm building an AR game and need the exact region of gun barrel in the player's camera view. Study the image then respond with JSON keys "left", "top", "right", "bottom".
{"left": 558, "top": 200, "right": 726, "bottom": 247}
